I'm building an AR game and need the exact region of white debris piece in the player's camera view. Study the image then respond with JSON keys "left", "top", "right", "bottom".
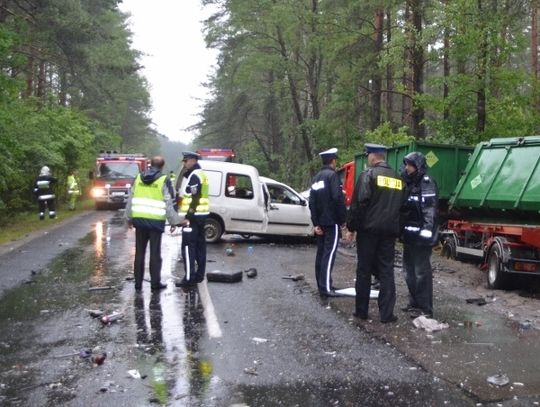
{"left": 127, "top": 370, "right": 141, "bottom": 379}
{"left": 412, "top": 316, "right": 449, "bottom": 332}
{"left": 487, "top": 374, "right": 510, "bottom": 387}
{"left": 252, "top": 337, "right": 268, "bottom": 344}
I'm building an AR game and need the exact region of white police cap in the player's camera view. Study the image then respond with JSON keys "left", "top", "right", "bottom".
{"left": 318, "top": 147, "right": 338, "bottom": 160}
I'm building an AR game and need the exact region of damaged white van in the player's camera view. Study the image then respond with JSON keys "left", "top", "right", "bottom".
{"left": 180, "top": 160, "right": 313, "bottom": 242}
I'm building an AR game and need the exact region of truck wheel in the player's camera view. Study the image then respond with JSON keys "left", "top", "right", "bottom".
{"left": 441, "top": 237, "right": 457, "bottom": 260}
{"left": 487, "top": 244, "right": 506, "bottom": 289}
{"left": 204, "top": 218, "right": 223, "bottom": 243}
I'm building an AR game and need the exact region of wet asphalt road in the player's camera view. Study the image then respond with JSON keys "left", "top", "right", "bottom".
{"left": 0, "top": 210, "right": 538, "bottom": 406}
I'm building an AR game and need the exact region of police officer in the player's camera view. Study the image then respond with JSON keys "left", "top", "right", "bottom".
{"left": 400, "top": 152, "right": 439, "bottom": 318}
{"left": 33, "top": 166, "right": 58, "bottom": 220}
{"left": 347, "top": 144, "right": 404, "bottom": 322}
{"left": 176, "top": 151, "right": 210, "bottom": 287}
{"left": 309, "top": 148, "right": 347, "bottom": 297}
{"left": 125, "top": 156, "right": 181, "bottom": 292}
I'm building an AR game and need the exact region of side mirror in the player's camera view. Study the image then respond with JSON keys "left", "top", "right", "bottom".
{"left": 88, "top": 171, "right": 94, "bottom": 180}
{"left": 300, "top": 199, "right": 307, "bottom": 207}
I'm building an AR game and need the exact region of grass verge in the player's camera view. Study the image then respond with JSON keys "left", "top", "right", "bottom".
{"left": 0, "top": 199, "right": 94, "bottom": 246}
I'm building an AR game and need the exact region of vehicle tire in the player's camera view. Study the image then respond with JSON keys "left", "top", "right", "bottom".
{"left": 487, "top": 244, "right": 507, "bottom": 289}
{"left": 441, "top": 237, "right": 457, "bottom": 260}
{"left": 204, "top": 217, "right": 223, "bottom": 243}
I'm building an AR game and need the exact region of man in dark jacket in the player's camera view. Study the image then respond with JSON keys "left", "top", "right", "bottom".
{"left": 347, "top": 144, "right": 404, "bottom": 322}
{"left": 33, "top": 166, "right": 58, "bottom": 220}
{"left": 309, "top": 148, "right": 347, "bottom": 297}
{"left": 125, "top": 156, "right": 181, "bottom": 292}
{"left": 400, "top": 152, "right": 439, "bottom": 318}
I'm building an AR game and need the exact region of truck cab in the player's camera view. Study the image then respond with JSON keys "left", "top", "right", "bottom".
{"left": 90, "top": 152, "right": 148, "bottom": 209}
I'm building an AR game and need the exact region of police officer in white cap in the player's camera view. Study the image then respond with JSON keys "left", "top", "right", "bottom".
{"left": 309, "top": 148, "right": 347, "bottom": 297}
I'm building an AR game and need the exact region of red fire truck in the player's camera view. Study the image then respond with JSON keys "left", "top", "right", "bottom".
{"left": 196, "top": 148, "right": 236, "bottom": 162}
{"left": 90, "top": 152, "right": 149, "bottom": 209}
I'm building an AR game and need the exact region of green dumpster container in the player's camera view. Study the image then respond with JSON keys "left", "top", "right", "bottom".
{"left": 354, "top": 141, "right": 473, "bottom": 203}
{"left": 450, "top": 136, "right": 540, "bottom": 215}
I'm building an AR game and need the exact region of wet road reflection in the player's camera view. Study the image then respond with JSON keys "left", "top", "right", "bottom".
{"left": 182, "top": 287, "right": 213, "bottom": 401}
{"left": 134, "top": 293, "right": 164, "bottom": 353}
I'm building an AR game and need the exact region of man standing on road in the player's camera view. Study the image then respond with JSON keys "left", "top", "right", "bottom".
{"left": 33, "top": 166, "right": 58, "bottom": 220}
{"left": 309, "top": 148, "right": 347, "bottom": 297}
{"left": 176, "top": 151, "right": 210, "bottom": 287}
{"left": 346, "top": 144, "right": 404, "bottom": 323}
{"left": 125, "top": 156, "right": 181, "bottom": 292}
{"left": 400, "top": 152, "right": 439, "bottom": 319}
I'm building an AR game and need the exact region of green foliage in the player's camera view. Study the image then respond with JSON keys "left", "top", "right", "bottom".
{"left": 0, "top": 0, "right": 156, "bottom": 216}
{"left": 197, "top": 0, "right": 540, "bottom": 187}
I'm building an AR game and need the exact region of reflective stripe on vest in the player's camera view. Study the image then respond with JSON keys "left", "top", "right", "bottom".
{"left": 179, "top": 169, "right": 210, "bottom": 216}
{"left": 131, "top": 174, "right": 167, "bottom": 221}
{"left": 67, "top": 175, "right": 80, "bottom": 194}
{"left": 37, "top": 180, "right": 50, "bottom": 189}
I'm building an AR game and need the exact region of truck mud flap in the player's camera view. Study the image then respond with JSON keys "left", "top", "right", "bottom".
{"left": 206, "top": 270, "right": 243, "bottom": 283}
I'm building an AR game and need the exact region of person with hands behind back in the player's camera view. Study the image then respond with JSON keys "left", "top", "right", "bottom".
{"left": 125, "top": 156, "right": 181, "bottom": 292}
{"left": 309, "top": 148, "right": 347, "bottom": 297}
{"left": 346, "top": 144, "right": 404, "bottom": 323}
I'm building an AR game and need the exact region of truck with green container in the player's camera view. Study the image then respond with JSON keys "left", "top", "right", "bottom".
{"left": 440, "top": 136, "right": 540, "bottom": 289}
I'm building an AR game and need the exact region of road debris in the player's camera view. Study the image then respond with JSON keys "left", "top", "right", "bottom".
{"left": 86, "top": 309, "right": 104, "bottom": 318}
{"left": 282, "top": 274, "right": 305, "bottom": 281}
{"left": 252, "top": 337, "right": 268, "bottom": 344}
{"left": 88, "top": 286, "right": 114, "bottom": 291}
{"left": 206, "top": 270, "right": 243, "bottom": 283}
{"left": 466, "top": 297, "right": 487, "bottom": 306}
{"left": 245, "top": 268, "right": 257, "bottom": 278}
{"left": 128, "top": 369, "right": 142, "bottom": 379}
{"left": 100, "top": 312, "right": 124, "bottom": 325}
{"left": 487, "top": 373, "right": 510, "bottom": 387}
{"left": 412, "top": 315, "right": 449, "bottom": 333}
{"left": 243, "top": 367, "right": 258, "bottom": 376}
{"left": 92, "top": 352, "right": 107, "bottom": 366}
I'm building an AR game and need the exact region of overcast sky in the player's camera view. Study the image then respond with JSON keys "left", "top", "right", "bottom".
{"left": 119, "top": 0, "right": 218, "bottom": 144}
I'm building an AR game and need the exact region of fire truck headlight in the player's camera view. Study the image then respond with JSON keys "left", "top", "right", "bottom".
{"left": 91, "top": 188, "right": 105, "bottom": 198}
{"left": 125, "top": 183, "right": 131, "bottom": 188}
{"left": 105, "top": 184, "right": 111, "bottom": 189}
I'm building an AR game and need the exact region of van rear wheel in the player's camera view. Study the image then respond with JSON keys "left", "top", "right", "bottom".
{"left": 204, "top": 218, "right": 223, "bottom": 243}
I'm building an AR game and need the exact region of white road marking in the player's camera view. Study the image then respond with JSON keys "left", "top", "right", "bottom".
{"left": 198, "top": 279, "right": 223, "bottom": 338}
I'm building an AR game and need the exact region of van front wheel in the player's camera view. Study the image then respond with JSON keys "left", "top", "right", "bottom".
{"left": 205, "top": 218, "right": 223, "bottom": 243}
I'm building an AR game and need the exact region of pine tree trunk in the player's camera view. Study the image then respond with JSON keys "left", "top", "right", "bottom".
{"left": 385, "top": 10, "right": 394, "bottom": 124}
{"left": 532, "top": 0, "right": 539, "bottom": 109}
{"left": 409, "top": 0, "right": 425, "bottom": 138}
{"left": 371, "top": 9, "right": 384, "bottom": 130}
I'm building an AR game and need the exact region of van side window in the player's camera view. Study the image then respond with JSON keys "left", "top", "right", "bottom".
{"left": 267, "top": 184, "right": 301, "bottom": 205}
{"left": 225, "top": 173, "right": 254, "bottom": 199}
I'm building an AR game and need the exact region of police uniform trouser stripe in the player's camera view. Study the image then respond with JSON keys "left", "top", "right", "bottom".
{"left": 184, "top": 243, "right": 191, "bottom": 281}
{"left": 325, "top": 224, "right": 339, "bottom": 292}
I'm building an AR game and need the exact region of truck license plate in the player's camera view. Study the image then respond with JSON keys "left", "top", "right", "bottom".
{"left": 111, "top": 192, "right": 124, "bottom": 196}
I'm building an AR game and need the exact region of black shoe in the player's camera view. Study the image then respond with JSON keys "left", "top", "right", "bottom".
{"left": 400, "top": 305, "right": 419, "bottom": 313}
{"left": 319, "top": 290, "right": 344, "bottom": 298}
{"left": 151, "top": 283, "right": 167, "bottom": 291}
{"left": 353, "top": 312, "right": 368, "bottom": 320}
{"left": 175, "top": 279, "right": 195, "bottom": 288}
{"left": 135, "top": 285, "right": 142, "bottom": 292}
{"left": 381, "top": 315, "right": 398, "bottom": 323}
{"left": 410, "top": 310, "right": 433, "bottom": 319}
